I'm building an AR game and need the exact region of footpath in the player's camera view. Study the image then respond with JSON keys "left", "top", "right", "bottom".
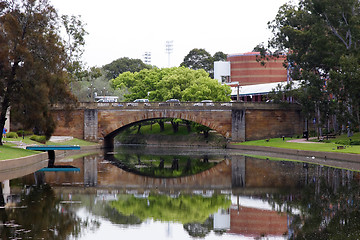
{"left": 0, "top": 136, "right": 102, "bottom": 181}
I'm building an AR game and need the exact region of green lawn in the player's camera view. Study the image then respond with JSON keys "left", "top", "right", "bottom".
{"left": 0, "top": 145, "right": 39, "bottom": 160}
{"left": 0, "top": 136, "right": 98, "bottom": 161}
{"left": 234, "top": 134, "right": 360, "bottom": 154}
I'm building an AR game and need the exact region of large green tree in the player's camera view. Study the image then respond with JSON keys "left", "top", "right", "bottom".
{"left": 110, "top": 67, "right": 231, "bottom": 102}
{"left": 0, "top": 0, "right": 82, "bottom": 144}
{"left": 180, "top": 49, "right": 227, "bottom": 78}
{"left": 102, "top": 57, "right": 152, "bottom": 80}
{"left": 267, "top": 0, "right": 360, "bottom": 136}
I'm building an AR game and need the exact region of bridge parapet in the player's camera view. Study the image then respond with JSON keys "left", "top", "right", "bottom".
{"left": 52, "top": 102, "right": 300, "bottom": 111}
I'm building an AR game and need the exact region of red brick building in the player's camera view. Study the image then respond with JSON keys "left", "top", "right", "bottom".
{"left": 213, "top": 52, "right": 292, "bottom": 102}
{"left": 227, "top": 52, "right": 288, "bottom": 86}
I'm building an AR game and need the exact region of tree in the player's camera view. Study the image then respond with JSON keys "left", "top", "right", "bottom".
{"left": 180, "top": 49, "right": 228, "bottom": 78}
{"left": 61, "top": 14, "right": 88, "bottom": 81}
{"left": 266, "top": 0, "right": 360, "bottom": 136}
{"left": 0, "top": 0, "right": 82, "bottom": 144}
{"left": 110, "top": 67, "right": 231, "bottom": 102}
{"left": 71, "top": 67, "right": 127, "bottom": 102}
{"left": 102, "top": 57, "right": 152, "bottom": 80}
{"left": 213, "top": 51, "right": 227, "bottom": 62}
{"left": 180, "top": 48, "right": 214, "bottom": 77}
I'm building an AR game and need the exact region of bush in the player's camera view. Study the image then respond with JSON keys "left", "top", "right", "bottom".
{"left": 6, "top": 132, "right": 18, "bottom": 138}
{"left": 334, "top": 140, "right": 360, "bottom": 145}
{"left": 17, "top": 130, "right": 33, "bottom": 136}
{"left": 30, "top": 135, "right": 46, "bottom": 144}
{"left": 350, "top": 140, "right": 360, "bottom": 145}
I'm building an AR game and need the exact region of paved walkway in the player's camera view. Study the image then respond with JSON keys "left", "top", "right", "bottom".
{"left": 4, "top": 136, "right": 74, "bottom": 149}
{"left": 286, "top": 137, "right": 322, "bottom": 144}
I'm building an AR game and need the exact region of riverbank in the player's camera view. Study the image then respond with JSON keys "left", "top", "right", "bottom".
{"left": 2, "top": 134, "right": 360, "bottom": 178}
{"left": 0, "top": 144, "right": 102, "bottom": 181}
{"left": 228, "top": 144, "right": 360, "bottom": 162}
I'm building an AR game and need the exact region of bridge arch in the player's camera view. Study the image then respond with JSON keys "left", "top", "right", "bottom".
{"left": 99, "top": 109, "right": 232, "bottom": 146}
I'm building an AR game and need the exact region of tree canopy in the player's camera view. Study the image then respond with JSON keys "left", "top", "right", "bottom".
{"left": 180, "top": 49, "right": 227, "bottom": 78}
{"left": 0, "top": 0, "right": 83, "bottom": 143}
{"left": 110, "top": 67, "right": 231, "bottom": 102}
{"left": 266, "top": 0, "right": 360, "bottom": 136}
{"left": 102, "top": 57, "right": 152, "bottom": 80}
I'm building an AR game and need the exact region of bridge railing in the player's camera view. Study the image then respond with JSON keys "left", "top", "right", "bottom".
{"left": 50, "top": 101, "right": 300, "bottom": 110}
{"left": 76, "top": 101, "right": 234, "bottom": 109}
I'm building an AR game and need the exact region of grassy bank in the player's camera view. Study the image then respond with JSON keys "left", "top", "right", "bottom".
{"left": 116, "top": 122, "right": 227, "bottom": 147}
{"left": 0, "top": 136, "right": 98, "bottom": 161}
{"left": 0, "top": 145, "right": 40, "bottom": 160}
{"left": 234, "top": 133, "right": 360, "bottom": 154}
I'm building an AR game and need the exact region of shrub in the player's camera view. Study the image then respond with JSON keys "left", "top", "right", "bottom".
{"left": 6, "top": 132, "right": 18, "bottom": 138}
{"left": 350, "top": 140, "right": 360, "bottom": 145}
{"left": 30, "top": 135, "right": 46, "bottom": 144}
{"left": 335, "top": 140, "right": 349, "bottom": 145}
{"left": 17, "top": 130, "right": 33, "bottom": 136}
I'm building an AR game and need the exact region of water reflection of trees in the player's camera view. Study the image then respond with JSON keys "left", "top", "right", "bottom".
{"left": 264, "top": 164, "right": 360, "bottom": 239}
{"left": 109, "top": 193, "right": 231, "bottom": 224}
{"left": 108, "top": 193, "right": 230, "bottom": 238}
{"left": 106, "top": 153, "right": 220, "bottom": 177}
{"left": 0, "top": 184, "right": 99, "bottom": 239}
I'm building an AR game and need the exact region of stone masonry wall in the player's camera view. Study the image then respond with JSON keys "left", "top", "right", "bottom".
{"left": 52, "top": 110, "right": 84, "bottom": 139}
{"left": 245, "top": 108, "right": 303, "bottom": 141}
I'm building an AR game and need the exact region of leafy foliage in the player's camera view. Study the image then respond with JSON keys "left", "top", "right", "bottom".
{"left": 110, "top": 67, "right": 231, "bottom": 102}
{"left": 180, "top": 49, "right": 227, "bottom": 78}
{"left": 0, "top": 0, "right": 82, "bottom": 143}
{"left": 109, "top": 193, "right": 231, "bottom": 224}
{"left": 103, "top": 57, "right": 152, "bottom": 80}
{"left": 266, "top": 0, "right": 360, "bottom": 136}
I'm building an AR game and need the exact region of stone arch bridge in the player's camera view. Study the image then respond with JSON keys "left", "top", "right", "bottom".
{"left": 52, "top": 102, "right": 303, "bottom": 146}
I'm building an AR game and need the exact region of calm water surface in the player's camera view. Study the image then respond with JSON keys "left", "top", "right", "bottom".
{"left": 1, "top": 145, "right": 360, "bottom": 240}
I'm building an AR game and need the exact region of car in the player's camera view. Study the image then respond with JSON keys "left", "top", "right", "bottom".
{"left": 127, "top": 99, "right": 150, "bottom": 106}
{"left": 166, "top": 99, "right": 180, "bottom": 103}
{"left": 194, "top": 100, "right": 214, "bottom": 106}
{"left": 166, "top": 99, "right": 180, "bottom": 105}
{"left": 220, "top": 102, "right": 232, "bottom": 106}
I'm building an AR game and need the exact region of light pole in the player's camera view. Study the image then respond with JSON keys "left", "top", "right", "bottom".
{"left": 165, "top": 40, "right": 173, "bottom": 67}
{"left": 143, "top": 52, "right": 151, "bottom": 65}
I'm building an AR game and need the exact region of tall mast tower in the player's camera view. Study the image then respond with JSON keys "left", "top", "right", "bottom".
{"left": 165, "top": 40, "right": 173, "bottom": 67}
{"left": 143, "top": 52, "right": 151, "bottom": 65}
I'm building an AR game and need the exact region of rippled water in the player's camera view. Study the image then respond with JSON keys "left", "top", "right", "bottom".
{"left": 1, "top": 146, "right": 360, "bottom": 240}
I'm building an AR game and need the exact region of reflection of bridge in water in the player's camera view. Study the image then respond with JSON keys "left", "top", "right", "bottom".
{"left": 31, "top": 153, "right": 358, "bottom": 192}
{"left": 3, "top": 153, "right": 360, "bottom": 239}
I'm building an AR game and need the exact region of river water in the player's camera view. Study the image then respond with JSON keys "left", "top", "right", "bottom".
{"left": 1, "top": 145, "right": 360, "bottom": 240}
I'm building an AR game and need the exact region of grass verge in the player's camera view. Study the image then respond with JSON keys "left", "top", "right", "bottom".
{"left": 0, "top": 145, "right": 39, "bottom": 160}
{"left": 233, "top": 136, "right": 360, "bottom": 154}
{"left": 0, "top": 136, "right": 98, "bottom": 161}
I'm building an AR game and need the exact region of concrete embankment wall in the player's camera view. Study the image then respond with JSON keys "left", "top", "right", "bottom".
{"left": 0, "top": 145, "right": 102, "bottom": 182}
{"left": 230, "top": 144, "right": 360, "bottom": 162}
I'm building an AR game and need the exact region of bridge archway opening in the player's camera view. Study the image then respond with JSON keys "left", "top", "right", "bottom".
{"left": 103, "top": 117, "right": 226, "bottom": 149}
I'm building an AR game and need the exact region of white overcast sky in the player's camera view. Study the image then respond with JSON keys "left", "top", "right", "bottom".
{"left": 50, "top": 0, "right": 292, "bottom": 68}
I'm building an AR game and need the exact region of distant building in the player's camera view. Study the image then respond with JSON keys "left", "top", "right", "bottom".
{"left": 227, "top": 52, "right": 288, "bottom": 86}
{"left": 214, "top": 61, "right": 231, "bottom": 84}
{"left": 214, "top": 52, "right": 291, "bottom": 101}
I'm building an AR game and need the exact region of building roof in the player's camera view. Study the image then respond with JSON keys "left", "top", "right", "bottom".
{"left": 231, "top": 80, "right": 302, "bottom": 96}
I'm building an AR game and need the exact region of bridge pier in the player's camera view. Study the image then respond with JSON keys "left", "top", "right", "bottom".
{"left": 84, "top": 109, "right": 98, "bottom": 141}
{"left": 231, "top": 155, "right": 246, "bottom": 188}
{"left": 231, "top": 109, "right": 245, "bottom": 142}
{"left": 84, "top": 155, "right": 98, "bottom": 187}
